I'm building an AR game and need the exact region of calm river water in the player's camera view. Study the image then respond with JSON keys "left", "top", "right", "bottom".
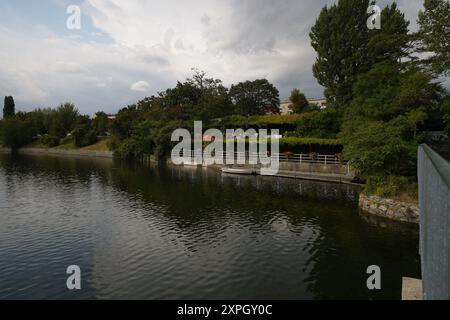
{"left": 0, "top": 153, "right": 420, "bottom": 299}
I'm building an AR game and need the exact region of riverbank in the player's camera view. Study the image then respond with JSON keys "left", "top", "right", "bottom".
{"left": 359, "top": 193, "right": 419, "bottom": 224}
{"left": 18, "top": 147, "right": 113, "bottom": 158}
{"left": 2, "top": 147, "right": 420, "bottom": 224}
{"left": 0, "top": 145, "right": 113, "bottom": 158}
{"left": 4, "top": 147, "right": 355, "bottom": 185}
{"left": 3, "top": 145, "right": 361, "bottom": 186}
{"left": 0, "top": 138, "right": 114, "bottom": 158}
{"left": 166, "top": 157, "right": 359, "bottom": 185}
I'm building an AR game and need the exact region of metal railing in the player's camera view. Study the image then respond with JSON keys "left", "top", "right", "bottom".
{"left": 271, "top": 153, "right": 346, "bottom": 164}
{"left": 186, "top": 151, "right": 347, "bottom": 165}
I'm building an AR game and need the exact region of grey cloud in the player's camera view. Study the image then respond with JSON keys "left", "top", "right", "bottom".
{"left": 0, "top": 0, "right": 439, "bottom": 114}
{"left": 200, "top": 14, "right": 211, "bottom": 26}
{"left": 203, "top": 0, "right": 329, "bottom": 54}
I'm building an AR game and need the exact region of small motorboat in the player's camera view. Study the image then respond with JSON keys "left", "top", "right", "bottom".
{"left": 183, "top": 161, "right": 202, "bottom": 167}
{"left": 221, "top": 167, "right": 255, "bottom": 175}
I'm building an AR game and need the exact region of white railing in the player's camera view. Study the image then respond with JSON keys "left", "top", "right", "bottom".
{"left": 186, "top": 151, "right": 347, "bottom": 165}
{"left": 271, "top": 153, "right": 346, "bottom": 164}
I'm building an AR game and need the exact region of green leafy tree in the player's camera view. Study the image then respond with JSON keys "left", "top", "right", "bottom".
{"left": 0, "top": 118, "right": 33, "bottom": 149}
{"left": 406, "top": 109, "right": 427, "bottom": 138}
{"left": 367, "top": 3, "right": 411, "bottom": 64}
{"left": 92, "top": 111, "right": 109, "bottom": 136}
{"left": 310, "top": 0, "right": 371, "bottom": 108}
{"left": 47, "top": 103, "right": 79, "bottom": 138}
{"left": 288, "top": 89, "right": 309, "bottom": 113}
{"left": 229, "top": 79, "right": 280, "bottom": 116}
{"left": 109, "top": 105, "right": 142, "bottom": 141}
{"left": 163, "top": 81, "right": 202, "bottom": 120}
{"left": 340, "top": 118, "right": 418, "bottom": 178}
{"left": 417, "top": 0, "right": 450, "bottom": 76}
{"left": 295, "top": 109, "right": 342, "bottom": 138}
{"left": 341, "top": 60, "right": 446, "bottom": 186}
{"left": 27, "top": 109, "right": 47, "bottom": 135}
{"left": 163, "top": 69, "right": 232, "bottom": 121}
{"left": 41, "top": 134, "right": 60, "bottom": 147}
{"left": 310, "top": 1, "right": 411, "bottom": 108}
{"left": 346, "top": 62, "right": 445, "bottom": 126}
{"left": 71, "top": 116, "right": 97, "bottom": 147}
{"left": 3, "top": 96, "right": 15, "bottom": 118}
{"left": 112, "top": 119, "right": 186, "bottom": 161}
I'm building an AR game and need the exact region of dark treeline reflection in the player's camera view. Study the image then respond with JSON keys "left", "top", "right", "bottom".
{"left": 0, "top": 154, "right": 419, "bottom": 299}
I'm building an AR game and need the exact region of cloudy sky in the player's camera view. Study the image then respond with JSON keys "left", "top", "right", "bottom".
{"left": 0, "top": 0, "right": 432, "bottom": 115}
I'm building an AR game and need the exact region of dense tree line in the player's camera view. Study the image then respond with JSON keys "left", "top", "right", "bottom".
{"left": 310, "top": 0, "right": 449, "bottom": 197}
{"left": 0, "top": 72, "right": 283, "bottom": 156}
{"left": 1, "top": 0, "right": 448, "bottom": 200}
{"left": 108, "top": 71, "right": 283, "bottom": 160}
{"left": 0, "top": 102, "right": 109, "bottom": 150}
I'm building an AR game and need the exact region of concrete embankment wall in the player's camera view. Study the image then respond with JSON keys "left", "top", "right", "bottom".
{"left": 271, "top": 163, "right": 354, "bottom": 184}
{"left": 278, "top": 162, "right": 349, "bottom": 175}
{"left": 5, "top": 147, "right": 114, "bottom": 158}
{"left": 167, "top": 158, "right": 355, "bottom": 184}
{"left": 5, "top": 148, "right": 353, "bottom": 183}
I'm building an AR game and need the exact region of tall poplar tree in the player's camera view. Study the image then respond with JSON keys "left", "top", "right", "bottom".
{"left": 417, "top": 0, "right": 450, "bottom": 76}
{"left": 310, "top": 0, "right": 411, "bottom": 109}
{"left": 3, "top": 96, "right": 15, "bottom": 118}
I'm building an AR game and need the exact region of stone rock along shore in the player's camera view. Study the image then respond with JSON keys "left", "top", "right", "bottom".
{"left": 359, "top": 193, "right": 419, "bottom": 224}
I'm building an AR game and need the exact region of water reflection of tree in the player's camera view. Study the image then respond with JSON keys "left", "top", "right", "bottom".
{"left": 108, "top": 163, "right": 359, "bottom": 226}
{"left": 0, "top": 154, "right": 115, "bottom": 203}
{"left": 0, "top": 155, "right": 421, "bottom": 299}
{"left": 107, "top": 164, "right": 420, "bottom": 299}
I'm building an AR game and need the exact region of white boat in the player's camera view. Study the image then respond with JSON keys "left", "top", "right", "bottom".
{"left": 183, "top": 161, "right": 202, "bottom": 167}
{"left": 221, "top": 167, "right": 255, "bottom": 175}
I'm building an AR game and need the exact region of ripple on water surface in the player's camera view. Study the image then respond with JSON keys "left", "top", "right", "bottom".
{"left": 0, "top": 154, "right": 420, "bottom": 299}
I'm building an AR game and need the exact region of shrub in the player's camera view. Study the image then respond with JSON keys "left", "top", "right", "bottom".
{"left": 340, "top": 118, "right": 418, "bottom": 177}
{"left": 0, "top": 118, "right": 33, "bottom": 149}
{"left": 113, "top": 138, "right": 142, "bottom": 160}
{"left": 41, "top": 134, "right": 60, "bottom": 147}
{"left": 72, "top": 126, "right": 98, "bottom": 147}
{"left": 365, "top": 175, "right": 418, "bottom": 201}
{"left": 294, "top": 109, "right": 341, "bottom": 138}
{"left": 279, "top": 137, "right": 341, "bottom": 147}
{"left": 220, "top": 136, "right": 342, "bottom": 154}
{"left": 279, "top": 137, "right": 343, "bottom": 154}
{"left": 221, "top": 114, "right": 306, "bottom": 127}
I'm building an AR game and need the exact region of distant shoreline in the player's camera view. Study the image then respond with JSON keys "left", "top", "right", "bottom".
{"left": 0, "top": 147, "right": 113, "bottom": 159}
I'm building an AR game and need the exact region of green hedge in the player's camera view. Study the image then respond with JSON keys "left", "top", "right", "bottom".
{"left": 279, "top": 137, "right": 342, "bottom": 154}
{"left": 221, "top": 137, "right": 342, "bottom": 154}
{"left": 279, "top": 137, "right": 341, "bottom": 146}
{"left": 219, "top": 114, "right": 306, "bottom": 127}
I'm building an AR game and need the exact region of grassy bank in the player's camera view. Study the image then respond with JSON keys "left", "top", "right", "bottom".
{"left": 363, "top": 175, "right": 418, "bottom": 203}
{"left": 23, "top": 137, "right": 111, "bottom": 152}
